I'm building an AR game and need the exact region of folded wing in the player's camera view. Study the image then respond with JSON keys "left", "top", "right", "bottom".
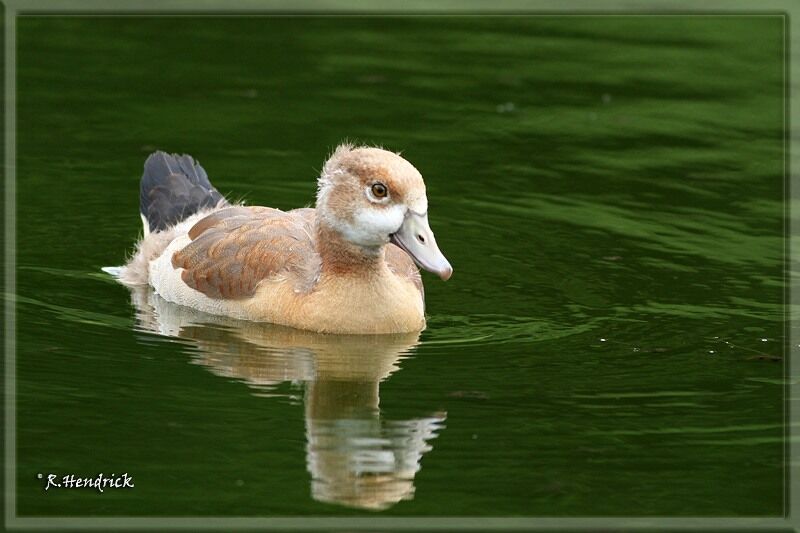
{"left": 172, "top": 206, "right": 320, "bottom": 299}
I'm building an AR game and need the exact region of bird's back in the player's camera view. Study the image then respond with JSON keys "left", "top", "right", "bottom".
{"left": 172, "top": 206, "right": 321, "bottom": 299}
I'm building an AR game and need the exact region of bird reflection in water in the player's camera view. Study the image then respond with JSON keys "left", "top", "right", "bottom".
{"left": 128, "top": 287, "right": 446, "bottom": 511}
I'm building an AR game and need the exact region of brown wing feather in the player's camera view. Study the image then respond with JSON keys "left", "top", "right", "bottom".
{"left": 172, "top": 206, "right": 320, "bottom": 299}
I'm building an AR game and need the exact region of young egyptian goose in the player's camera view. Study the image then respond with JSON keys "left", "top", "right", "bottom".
{"left": 115, "top": 144, "right": 452, "bottom": 334}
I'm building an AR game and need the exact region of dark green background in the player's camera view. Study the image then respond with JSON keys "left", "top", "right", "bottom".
{"left": 15, "top": 15, "right": 785, "bottom": 516}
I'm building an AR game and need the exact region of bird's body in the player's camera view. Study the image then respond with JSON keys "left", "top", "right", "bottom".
{"left": 116, "top": 144, "right": 451, "bottom": 334}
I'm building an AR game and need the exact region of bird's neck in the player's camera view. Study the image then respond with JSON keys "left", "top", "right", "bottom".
{"left": 315, "top": 219, "right": 387, "bottom": 278}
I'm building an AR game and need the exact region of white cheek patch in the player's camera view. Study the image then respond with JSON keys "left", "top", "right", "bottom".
{"left": 341, "top": 204, "right": 405, "bottom": 246}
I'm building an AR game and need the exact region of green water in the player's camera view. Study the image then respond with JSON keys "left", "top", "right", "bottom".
{"left": 14, "top": 15, "right": 786, "bottom": 516}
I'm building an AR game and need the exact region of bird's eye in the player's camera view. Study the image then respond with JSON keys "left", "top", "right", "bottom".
{"left": 371, "top": 182, "right": 388, "bottom": 199}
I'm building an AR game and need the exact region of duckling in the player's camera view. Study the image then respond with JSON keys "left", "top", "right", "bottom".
{"left": 114, "top": 143, "right": 452, "bottom": 334}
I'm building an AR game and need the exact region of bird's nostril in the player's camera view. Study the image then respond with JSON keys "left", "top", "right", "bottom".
{"left": 417, "top": 234, "right": 425, "bottom": 244}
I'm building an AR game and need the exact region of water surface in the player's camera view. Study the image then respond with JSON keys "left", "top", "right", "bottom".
{"left": 14, "top": 15, "right": 786, "bottom": 516}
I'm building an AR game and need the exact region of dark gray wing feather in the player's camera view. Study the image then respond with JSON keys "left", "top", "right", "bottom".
{"left": 140, "top": 151, "right": 227, "bottom": 232}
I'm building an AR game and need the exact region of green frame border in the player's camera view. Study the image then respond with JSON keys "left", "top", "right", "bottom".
{"left": 4, "top": 1, "right": 796, "bottom": 530}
